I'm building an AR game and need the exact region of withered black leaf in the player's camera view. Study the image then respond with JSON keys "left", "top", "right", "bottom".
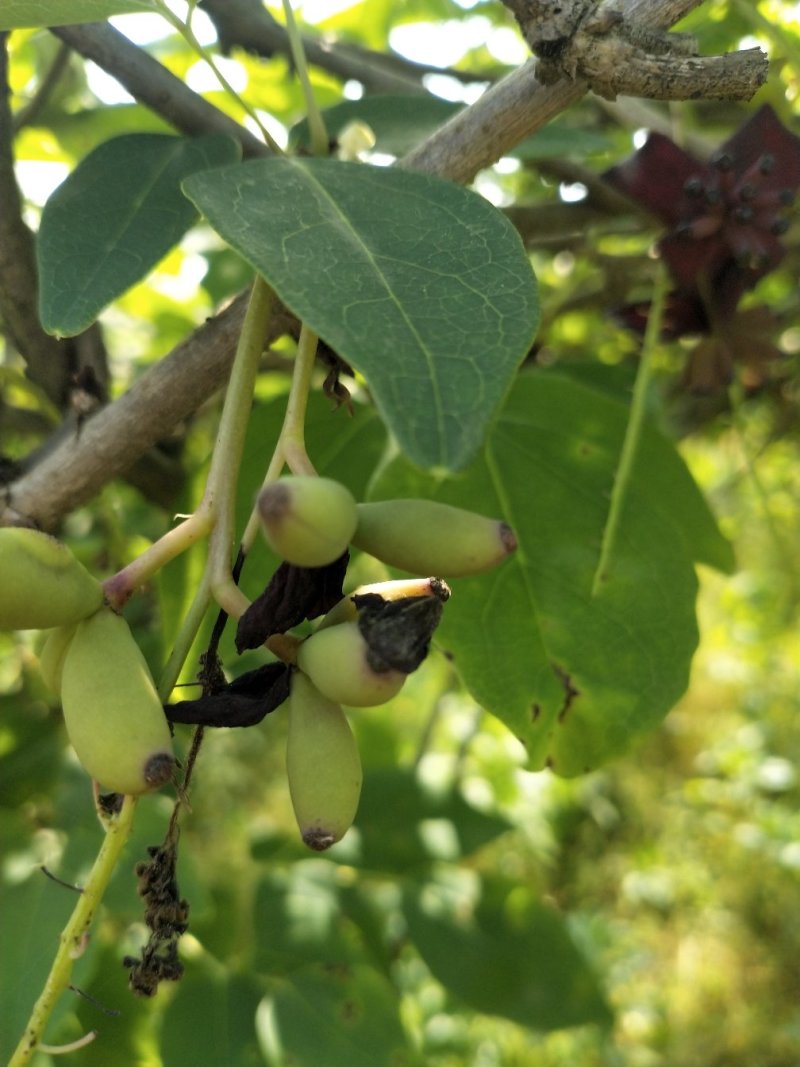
{"left": 356, "top": 592, "right": 445, "bottom": 675}
{"left": 165, "top": 661, "right": 291, "bottom": 727}
{"left": 235, "top": 552, "right": 349, "bottom": 652}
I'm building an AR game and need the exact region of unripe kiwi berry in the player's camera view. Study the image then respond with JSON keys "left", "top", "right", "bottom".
{"left": 257, "top": 476, "right": 357, "bottom": 568}
{"left": 60, "top": 608, "right": 175, "bottom": 795}
{"left": 0, "top": 526, "right": 103, "bottom": 631}
{"left": 286, "top": 671, "right": 362, "bottom": 851}
{"left": 39, "top": 623, "right": 77, "bottom": 694}
{"left": 352, "top": 499, "right": 517, "bottom": 578}
{"left": 297, "top": 621, "right": 406, "bottom": 707}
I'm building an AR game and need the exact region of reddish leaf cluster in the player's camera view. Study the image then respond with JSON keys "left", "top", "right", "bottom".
{"left": 604, "top": 105, "right": 800, "bottom": 391}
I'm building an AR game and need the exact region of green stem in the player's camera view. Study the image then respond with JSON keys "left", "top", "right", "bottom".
{"left": 155, "top": 1, "right": 283, "bottom": 154}
{"left": 206, "top": 275, "right": 275, "bottom": 618}
{"left": 240, "top": 322, "right": 319, "bottom": 552}
{"left": 103, "top": 510, "right": 212, "bottom": 610}
{"left": 591, "top": 264, "right": 667, "bottom": 596}
{"left": 159, "top": 569, "right": 213, "bottom": 699}
{"left": 8, "top": 796, "right": 138, "bottom": 1067}
{"left": 281, "top": 0, "right": 329, "bottom": 156}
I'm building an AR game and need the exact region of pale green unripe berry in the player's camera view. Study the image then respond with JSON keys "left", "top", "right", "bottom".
{"left": 39, "top": 624, "right": 77, "bottom": 694}
{"left": 0, "top": 526, "right": 103, "bottom": 631}
{"left": 297, "top": 621, "right": 406, "bottom": 707}
{"left": 257, "top": 476, "right": 357, "bottom": 568}
{"left": 352, "top": 500, "right": 517, "bottom": 578}
{"left": 286, "top": 671, "right": 362, "bottom": 851}
{"left": 61, "top": 608, "right": 175, "bottom": 795}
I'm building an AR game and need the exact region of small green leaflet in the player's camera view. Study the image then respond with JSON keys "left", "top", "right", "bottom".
{"left": 183, "top": 157, "right": 539, "bottom": 472}
{"left": 0, "top": 0, "right": 156, "bottom": 27}
{"left": 38, "top": 133, "right": 241, "bottom": 337}
{"left": 368, "top": 370, "right": 735, "bottom": 776}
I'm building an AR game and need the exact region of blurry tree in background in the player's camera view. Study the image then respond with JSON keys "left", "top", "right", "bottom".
{"left": 0, "top": 1, "right": 799, "bottom": 1064}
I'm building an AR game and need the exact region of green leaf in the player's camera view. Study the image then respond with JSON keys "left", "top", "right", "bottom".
{"left": 253, "top": 865, "right": 365, "bottom": 974}
{"left": 0, "top": 867, "right": 99, "bottom": 1063}
{"left": 38, "top": 133, "right": 241, "bottom": 337}
{"left": 290, "top": 94, "right": 462, "bottom": 156}
{"left": 511, "top": 125, "right": 611, "bottom": 161}
{"left": 160, "top": 961, "right": 264, "bottom": 1067}
{"left": 403, "top": 874, "right": 611, "bottom": 1032}
{"left": 368, "top": 370, "right": 735, "bottom": 775}
{"left": 344, "top": 766, "right": 512, "bottom": 873}
{"left": 0, "top": 0, "right": 155, "bottom": 26}
{"left": 257, "top": 963, "right": 413, "bottom": 1067}
{"left": 183, "top": 157, "right": 539, "bottom": 471}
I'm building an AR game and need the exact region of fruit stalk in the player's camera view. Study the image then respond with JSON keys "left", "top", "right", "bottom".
{"left": 8, "top": 796, "right": 137, "bottom": 1067}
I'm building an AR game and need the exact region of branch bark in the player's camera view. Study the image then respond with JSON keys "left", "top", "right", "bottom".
{"left": 199, "top": 0, "right": 486, "bottom": 94}
{"left": 0, "top": 34, "right": 70, "bottom": 406}
{"left": 1, "top": 0, "right": 773, "bottom": 528}
{"left": 50, "top": 22, "right": 270, "bottom": 158}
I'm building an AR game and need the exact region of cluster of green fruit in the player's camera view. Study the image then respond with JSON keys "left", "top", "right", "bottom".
{"left": 0, "top": 527, "right": 175, "bottom": 796}
{"left": 256, "top": 476, "right": 516, "bottom": 850}
{"left": 0, "top": 481, "right": 515, "bottom": 851}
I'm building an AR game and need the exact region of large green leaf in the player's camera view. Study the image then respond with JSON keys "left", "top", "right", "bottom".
{"left": 368, "top": 370, "right": 735, "bottom": 775}
{"left": 38, "top": 133, "right": 241, "bottom": 337}
{"left": 0, "top": 0, "right": 155, "bottom": 26}
{"left": 258, "top": 963, "right": 413, "bottom": 1067}
{"left": 345, "top": 766, "right": 512, "bottom": 873}
{"left": 0, "top": 865, "right": 99, "bottom": 1063}
{"left": 403, "top": 874, "right": 611, "bottom": 1032}
{"left": 183, "top": 157, "right": 539, "bottom": 471}
{"left": 160, "top": 961, "right": 264, "bottom": 1067}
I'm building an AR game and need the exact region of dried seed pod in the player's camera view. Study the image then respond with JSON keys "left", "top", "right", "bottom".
{"left": 257, "top": 476, "right": 357, "bottom": 568}
{"left": 61, "top": 608, "right": 175, "bottom": 795}
{"left": 0, "top": 526, "right": 103, "bottom": 631}
{"left": 286, "top": 671, "right": 362, "bottom": 851}
{"left": 318, "top": 575, "right": 450, "bottom": 631}
{"left": 352, "top": 499, "right": 517, "bottom": 577}
{"left": 297, "top": 621, "right": 406, "bottom": 707}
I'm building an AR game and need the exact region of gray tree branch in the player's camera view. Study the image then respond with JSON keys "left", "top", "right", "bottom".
{"left": 199, "top": 0, "right": 487, "bottom": 94}
{"left": 51, "top": 22, "right": 270, "bottom": 158}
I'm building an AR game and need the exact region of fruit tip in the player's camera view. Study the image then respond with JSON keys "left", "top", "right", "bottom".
{"left": 257, "top": 483, "right": 291, "bottom": 522}
{"left": 302, "top": 828, "right": 338, "bottom": 851}
{"left": 500, "top": 522, "right": 517, "bottom": 556}
{"left": 143, "top": 752, "right": 177, "bottom": 789}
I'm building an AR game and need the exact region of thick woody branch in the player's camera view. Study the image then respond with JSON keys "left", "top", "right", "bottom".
{"left": 6, "top": 293, "right": 247, "bottom": 529}
{"left": 50, "top": 22, "right": 269, "bottom": 158}
{"left": 199, "top": 0, "right": 485, "bottom": 94}
{"left": 0, "top": 34, "right": 70, "bottom": 406}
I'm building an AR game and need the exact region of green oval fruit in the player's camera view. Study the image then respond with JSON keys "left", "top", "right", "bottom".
{"left": 61, "top": 608, "right": 175, "bottom": 795}
{"left": 39, "top": 624, "right": 77, "bottom": 694}
{"left": 286, "top": 671, "right": 362, "bottom": 851}
{"left": 0, "top": 526, "right": 103, "bottom": 631}
{"left": 352, "top": 500, "right": 517, "bottom": 577}
{"left": 297, "top": 621, "right": 406, "bottom": 707}
{"left": 257, "top": 476, "right": 357, "bottom": 568}
{"left": 318, "top": 576, "right": 451, "bottom": 631}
